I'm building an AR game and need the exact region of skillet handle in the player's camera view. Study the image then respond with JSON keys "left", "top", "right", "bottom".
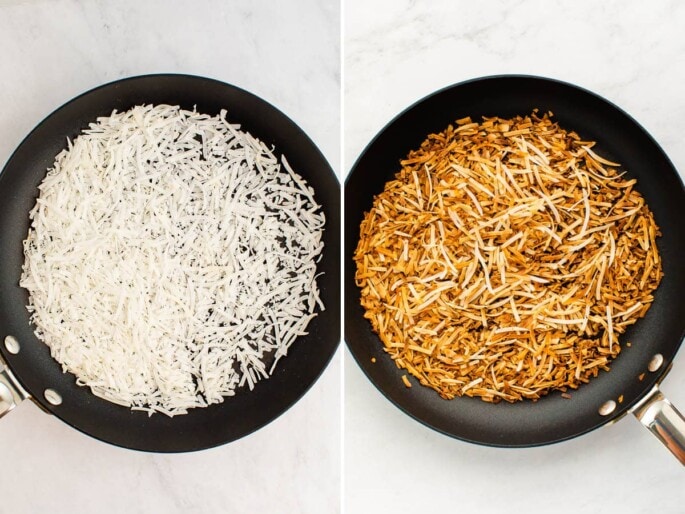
{"left": 0, "top": 359, "right": 29, "bottom": 419}
{"left": 632, "top": 386, "right": 685, "bottom": 465}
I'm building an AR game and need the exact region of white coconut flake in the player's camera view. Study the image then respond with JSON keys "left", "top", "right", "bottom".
{"left": 20, "top": 104, "right": 325, "bottom": 416}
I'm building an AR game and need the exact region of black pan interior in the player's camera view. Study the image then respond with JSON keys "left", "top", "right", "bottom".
{"left": 345, "top": 75, "right": 685, "bottom": 447}
{"left": 0, "top": 74, "right": 340, "bottom": 452}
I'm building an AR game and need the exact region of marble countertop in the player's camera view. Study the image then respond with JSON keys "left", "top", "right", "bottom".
{"left": 0, "top": 1, "right": 340, "bottom": 513}
{"left": 3, "top": 0, "right": 685, "bottom": 512}
{"left": 344, "top": 1, "right": 685, "bottom": 513}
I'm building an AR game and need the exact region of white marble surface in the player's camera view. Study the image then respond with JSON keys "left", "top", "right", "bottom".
{"left": 0, "top": 1, "right": 340, "bottom": 513}
{"left": 344, "top": 1, "right": 685, "bottom": 513}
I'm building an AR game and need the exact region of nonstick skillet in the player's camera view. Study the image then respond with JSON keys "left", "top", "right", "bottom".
{"left": 0, "top": 74, "right": 340, "bottom": 452}
{"left": 344, "top": 75, "right": 685, "bottom": 463}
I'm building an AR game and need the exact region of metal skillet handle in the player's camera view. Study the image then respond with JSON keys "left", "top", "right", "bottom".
{"left": 632, "top": 386, "right": 685, "bottom": 465}
{"left": 0, "top": 357, "right": 29, "bottom": 419}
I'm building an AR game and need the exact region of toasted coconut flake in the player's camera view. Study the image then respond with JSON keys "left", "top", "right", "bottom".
{"left": 354, "top": 112, "right": 662, "bottom": 403}
{"left": 402, "top": 375, "right": 412, "bottom": 388}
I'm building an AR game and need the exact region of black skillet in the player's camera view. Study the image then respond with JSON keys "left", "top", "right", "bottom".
{"left": 345, "top": 75, "right": 685, "bottom": 461}
{"left": 0, "top": 74, "right": 340, "bottom": 452}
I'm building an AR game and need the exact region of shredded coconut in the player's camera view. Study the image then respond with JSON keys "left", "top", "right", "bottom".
{"left": 20, "top": 104, "right": 325, "bottom": 416}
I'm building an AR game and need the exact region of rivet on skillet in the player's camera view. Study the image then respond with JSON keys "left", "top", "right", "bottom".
{"left": 598, "top": 400, "right": 616, "bottom": 416}
{"left": 44, "top": 389, "right": 62, "bottom": 406}
{"left": 647, "top": 353, "right": 664, "bottom": 372}
{"left": 4, "top": 335, "right": 20, "bottom": 355}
